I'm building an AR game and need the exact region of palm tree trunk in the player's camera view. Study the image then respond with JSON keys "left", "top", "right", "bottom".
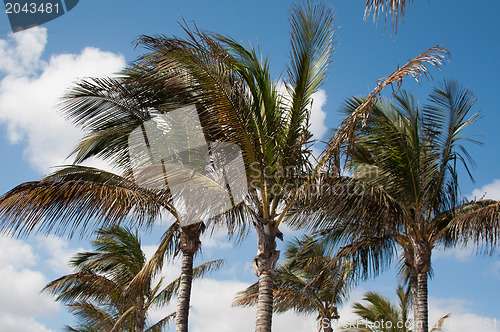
{"left": 135, "top": 312, "right": 146, "bottom": 332}
{"left": 409, "top": 241, "right": 431, "bottom": 332}
{"left": 255, "top": 270, "right": 273, "bottom": 332}
{"left": 322, "top": 323, "right": 333, "bottom": 332}
{"left": 253, "top": 220, "right": 280, "bottom": 332}
{"left": 175, "top": 223, "right": 203, "bottom": 332}
{"left": 413, "top": 271, "right": 429, "bottom": 332}
{"left": 176, "top": 252, "right": 194, "bottom": 332}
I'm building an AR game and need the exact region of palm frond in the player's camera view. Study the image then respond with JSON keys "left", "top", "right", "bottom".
{"left": 364, "top": 0, "right": 414, "bottom": 32}
{"left": 430, "top": 313, "right": 451, "bottom": 332}
{"left": 66, "top": 302, "right": 119, "bottom": 332}
{"left": 283, "top": 1, "right": 336, "bottom": 166}
{"left": 0, "top": 166, "right": 174, "bottom": 237}
{"left": 448, "top": 200, "right": 500, "bottom": 253}
{"left": 126, "top": 221, "right": 180, "bottom": 296}
{"left": 145, "top": 312, "right": 176, "bottom": 332}
{"left": 316, "top": 44, "right": 450, "bottom": 175}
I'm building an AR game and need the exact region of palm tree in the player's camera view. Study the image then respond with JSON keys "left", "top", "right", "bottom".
{"left": 138, "top": 4, "right": 451, "bottom": 331}
{"left": 44, "top": 225, "right": 223, "bottom": 332}
{"left": 340, "top": 285, "right": 449, "bottom": 332}
{"left": 47, "top": 4, "right": 335, "bottom": 331}
{"left": 234, "top": 236, "right": 354, "bottom": 332}
{"left": 291, "top": 80, "right": 500, "bottom": 332}
{"left": 0, "top": 2, "right": 450, "bottom": 330}
{"left": 0, "top": 161, "right": 213, "bottom": 331}
{"left": 0, "top": 62, "right": 221, "bottom": 330}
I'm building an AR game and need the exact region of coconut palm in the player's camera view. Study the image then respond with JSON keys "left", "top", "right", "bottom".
{"left": 0, "top": 2, "right": 450, "bottom": 330}
{"left": 341, "top": 285, "right": 449, "bottom": 332}
{"left": 291, "top": 80, "right": 500, "bottom": 332}
{"left": 133, "top": 4, "right": 450, "bottom": 331}
{"left": 44, "top": 225, "right": 223, "bottom": 332}
{"left": 0, "top": 161, "right": 211, "bottom": 331}
{"left": 45, "top": 4, "right": 335, "bottom": 331}
{"left": 234, "top": 236, "right": 354, "bottom": 332}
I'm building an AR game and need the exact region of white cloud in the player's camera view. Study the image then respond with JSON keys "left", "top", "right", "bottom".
{"left": 0, "top": 314, "right": 55, "bottom": 332}
{"left": 0, "top": 236, "right": 38, "bottom": 267}
{"left": 0, "top": 27, "right": 126, "bottom": 174}
{"left": 36, "top": 235, "right": 85, "bottom": 274}
{"left": 469, "top": 179, "right": 500, "bottom": 200}
{"left": 0, "top": 236, "right": 59, "bottom": 331}
{"left": 429, "top": 297, "right": 500, "bottom": 332}
{"left": 309, "top": 89, "right": 328, "bottom": 140}
{"left": 0, "top": 27, "right": 46, "bottom": 76}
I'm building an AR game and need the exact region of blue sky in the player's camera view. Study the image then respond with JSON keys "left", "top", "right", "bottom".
{"left": 0, "top": 1, "right": 499, "bottom": 331}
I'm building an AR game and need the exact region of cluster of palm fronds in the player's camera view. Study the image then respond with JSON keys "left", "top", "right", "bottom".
{"left": 0, "top": 1, "right": 499, "bottom": 332}
{"left": 43, "top": 226, "right": 223, "bottom": 332}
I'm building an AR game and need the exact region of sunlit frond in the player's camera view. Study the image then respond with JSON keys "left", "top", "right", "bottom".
{"left": 0, "top": 166, "right": 174, "bottom": 237}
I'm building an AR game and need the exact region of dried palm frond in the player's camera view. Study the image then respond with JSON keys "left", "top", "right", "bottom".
{"left": 316, "top": 44, "right": 450, "bottom": 176}
{"left": 364, "top": 0, "right": 414, "bottom": 32}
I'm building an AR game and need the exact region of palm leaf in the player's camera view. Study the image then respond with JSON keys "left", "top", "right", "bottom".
{"left": 0, "top": 166, "right": 174, "bottom": 237}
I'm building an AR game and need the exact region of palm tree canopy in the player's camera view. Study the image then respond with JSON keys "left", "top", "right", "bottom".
{"left": 234, "top": 236, "right": 354, "bottom": 320}
{"left": 340, "top": 285, "right": 450, "bottom": 332}
{"left": 44, "top": 225, "right": 223, "bottom": 332}
{"left": 289, "top": 80, "right": 500, "bottom": 278}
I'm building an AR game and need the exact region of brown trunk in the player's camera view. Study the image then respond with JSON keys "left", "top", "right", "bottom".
{"left": 321, "top": 319, "right": 333, "bottom": 332}
{"left": 406, "top": 241, "right": 431, "bottom": 332}
{"left": 323, "top": 325, "right": 333, "bottom": 332}
{"left": 253, "top": 220, "right": 280, "bottom": 332}
{"left": 135, "top": 313, "right": 146, "bottom": 332}
{"left": 413, "top": 271, "right": 429, "bottom": 332}
{"left": 175, "top": 223, "right": 203, "bottom": 332}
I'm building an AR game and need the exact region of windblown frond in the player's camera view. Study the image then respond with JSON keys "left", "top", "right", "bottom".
{"left": 316, "top": 44, "right": 450, "bottom": 175}
{"left": 0, "top": 166, "right": 174, "bottom": 237}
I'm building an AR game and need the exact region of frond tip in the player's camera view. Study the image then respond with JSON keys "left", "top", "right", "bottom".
{"left": 364, "top": 0, "right": 414, "bottom": 32}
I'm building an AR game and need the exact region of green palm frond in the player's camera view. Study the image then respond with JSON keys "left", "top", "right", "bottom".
{"left": 0, "top": 166, "right": 173, "bottom": 237}
{"left": 45, "top": 226, "right": 222, "bottom": 331}
{"left": 234, "top": 236, "right": 353, "bottom": 321}
{"left": 283, "top": 1, "right": 336, "bottom": 165}
{"left": 66, "top": 301, "right": 120, "bottom": 332}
